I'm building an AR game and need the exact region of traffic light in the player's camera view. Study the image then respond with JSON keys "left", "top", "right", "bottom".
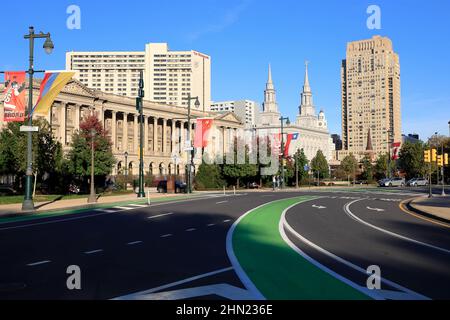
{"left": 445, "top": 153, "right": 449, "bottom": 166}
{"left": 437, "top": 155, "right": 444, "bottom": 167}
{"left": 424, "top": 150, "right": 431, "bottom": 163}
{"left": 431, "top": 149, "right": 437, "bottom": 162}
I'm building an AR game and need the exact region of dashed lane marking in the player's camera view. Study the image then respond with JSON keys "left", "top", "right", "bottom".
{"left": 85, "top": 249, "right": 104, "bottom": 255}
{"left": 148, "top": 213, "right": 174, "bottom": 220}
{"left": 160, "top": 234, "right": 173, "bottom": 238}
{"left": 27, "top": 260, "right": 51, "bottom": 267}
{"left": 186, "top": 228, "right": 196, "bottom": 232}
{"left": 127, "top": 241, "right": 143, "bottom": 245}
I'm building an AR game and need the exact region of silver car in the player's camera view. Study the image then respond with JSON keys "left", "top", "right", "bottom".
{"left": 381, "top": 177, "right": 405, "bottom": 187}
{"left": 407, "top": 178, "right": 428, "bottom": 187}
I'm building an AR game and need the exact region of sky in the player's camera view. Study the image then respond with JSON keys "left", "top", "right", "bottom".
{"left": 1, "top": 0, "right": 449, "bottom": 140}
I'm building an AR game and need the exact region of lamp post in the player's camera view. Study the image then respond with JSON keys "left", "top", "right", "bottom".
{"left": 88, "top": 128, "right": 97, "bottom": 203}
{"left": 124, "top": 151, "right": 128, "bottom": 190}
{"left": 22, "top": 26, "right": 54, "bottom": 212}
{"left": 183, "top": 93, "right": 200, "bottom": 194}
{"left": 279, "top": 116, "right": 290, "bottom": 189}
{"left": 136, "top": 71, "right": 145, "bottom": 198}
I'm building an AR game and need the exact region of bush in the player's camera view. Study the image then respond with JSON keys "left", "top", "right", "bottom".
{"left": 195, "top": 163, "right": 224, "bottom": 190}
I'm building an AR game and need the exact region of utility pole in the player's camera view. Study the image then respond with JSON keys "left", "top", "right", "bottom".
{"left": 279, "top": 116, "right": 290, "bottom": 189}
{"left": 184, "top": 93, "right": 200, "bottom": 194}
{"left": 88, "top": 128, "right": 97, "bottom": 203}
{"left": 136, "top": 71, "right": 145, "bottom": 198}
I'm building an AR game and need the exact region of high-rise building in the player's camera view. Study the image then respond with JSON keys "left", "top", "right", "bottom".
{"left": 66, "top": 43, "right": 211, "bottom": 111}
{"left": 340, "top": 36, "right": 401, "bottom": 161}
{"left": 210, "top": 100, "right": 260, "bottom": 128}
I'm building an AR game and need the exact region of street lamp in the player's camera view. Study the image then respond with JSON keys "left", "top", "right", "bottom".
{"left": 136, "top": 71, "right": 145, "bottom": 198}
{"left": 88, "top": 128, "right": 97, "bottom": 204}
{"left": 183, "top": 93, "right": 200, "bottom": 194}
{"left": 22, "top": 26, "right": 54, "bottom": 212}
{"left": 279, "top": 116, "right": 290, "bottom": 189}
{"left": 124, "top": 151, "right": 129, "bottom": 190}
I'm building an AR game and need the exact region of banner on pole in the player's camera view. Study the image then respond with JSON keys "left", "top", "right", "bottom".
{"left": 194, "top": 118, "right": 214, "bottom": 148}
{"left": 392, "top": 142, "right": 401, "bottom": 160}
{"left": 2, "top": 71, "right": 27, "bottom": 122}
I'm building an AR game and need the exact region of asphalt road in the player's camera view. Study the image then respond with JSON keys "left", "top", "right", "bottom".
{"left": 0, "top": 188, "right": 448, "bottom": 300}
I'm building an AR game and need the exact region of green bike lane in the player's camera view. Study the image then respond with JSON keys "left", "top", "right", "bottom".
{"left": 228, "top": 196, "right": 372, "bottom": 300}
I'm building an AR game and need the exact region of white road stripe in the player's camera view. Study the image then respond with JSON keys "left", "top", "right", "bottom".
{"left": 27, "top": 260, "right": 51, "bottom": 267}
{"left": 345, "top": 199, "right": 450, "bottom": 255}
{"left": 186, "top": 228, "right": 196, "bottom": 232}
{"left": 95, "top": 209, "right": 117, "bottom": 213}
{"left": 127, "top": 241, "right": 143, "bottom": 245}
{"left": 128, "top": 204, "right": 148, "bottom": 208}
{"left": 216, "top": 201, "right": 228, "bottom": 204}
{"left": 112, "top": 267, "right": 234, "bottom": 300}
{"left": 85, "top": 249, "right": 104, "bottom": 255}
{"left": 207, "top": 223, "right": 216, "bottom": 227}
{"left": 223, "top": 219, "right": 232, "bottom": 223}
{"left": 160, "top": 234, "right": 173, "bottom": 238}
{"left": 148, "top": 213, "right": 174, "bottom": 220}
{"left": 115, "top": 206, "right": 134, "bottom": 211}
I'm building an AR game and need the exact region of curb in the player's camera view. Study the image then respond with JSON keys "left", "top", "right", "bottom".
{"left": 405, "top": 199, "right": 450, "bottom": 225}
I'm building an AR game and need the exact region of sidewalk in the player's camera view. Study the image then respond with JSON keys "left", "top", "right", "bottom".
{"left": 0, "top": 191, "right": 198, "bottom": 217}
{"left": 408, "top": 196, "right": 450, "bottom": 223}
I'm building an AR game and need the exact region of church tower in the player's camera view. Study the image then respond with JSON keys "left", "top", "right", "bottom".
{"left": 260, "top": 64, "right": 281, "bottom": 126}
{"left": 299, "top": 61, "right": 316, "bottom": 117}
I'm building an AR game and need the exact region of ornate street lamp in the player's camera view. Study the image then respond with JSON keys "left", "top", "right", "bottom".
{"left": 88, "top": 128, "right": 97, "bottom": 203}
{"left": 22, "top": 27, "right": 54, "bottom": 211}
{"left": 279, "top": 116, "right": 290, "bottom": 189}
{"left": 183, "top": 93, "right": 200, "bottom": 194}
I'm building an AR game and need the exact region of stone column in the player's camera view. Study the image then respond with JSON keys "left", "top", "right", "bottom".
{"left": 74, "top": 104, "right": 81, "bottom": 131}
{"left": 60, "top": 103, "right": 67, "bottom": 146}
{"left": 144, "top": 115, "right": 149, "bottom": 153}
{"left": 111, "top": 111, "right": 117, "bottom": 152}
{"left": 180, "top": 121, "right": 186, "bottom": 154}
{"left": 171, "top": 121, "right": 176, "bottom": 154}
{"left": 153, "top": 117, "right": 158, "bottom": 155}
{"left": 123, "top": 113, "right": 128, "bottom": 152}
{"left": 134, "top": 114, "right": 139, "bottom": 154}
{"left": 162, "top": 118, "right": 167, "bottom": 155}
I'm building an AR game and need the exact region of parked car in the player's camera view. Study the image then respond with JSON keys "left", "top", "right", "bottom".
{"left": 379, "top": 177, "right": 405, "bottom": 187}
{"left": 406, "top": 178, "right": 428, "bottom": 187}
{"left": 157, "top": 180, "right": 187, "bottom": 194}
{"left": 0, "top": 186, "right": 17, "bottom": 196}
{"left": 247, "top": 182, "right": 260, "bottom": 189}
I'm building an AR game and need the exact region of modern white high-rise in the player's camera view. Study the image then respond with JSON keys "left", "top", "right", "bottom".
{"left": 210, "top": 100, "right": 260, "bottom": 128}
{"left": 66, "top": 43, "right": 211, "bottom": 111}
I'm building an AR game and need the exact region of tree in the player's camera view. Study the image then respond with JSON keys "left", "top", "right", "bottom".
{"left": 293, "top": 149, "right": 308, "bottom": 185}
{"left": 360, "top": 155, "right": 374, "bottom": 183}
{"left": 222, "top": 139, "right": 258, "bottom": 188}
{"left": 398, "top": 142, "right": 426, "bottom": 180}
{"left": 374, "top": 153, "right": 395, "bottom": 180}
{"left": 0, "top": 119, "right": 64, "bottom": 192}
{"left": 66, "top": 115, "right": 116, "bottom": 191}
{"left": 340, "top": 153, "right": 358, "bottom": 184}
{"left": 195, "top": 163, "right": 224, "bottom": 190}
{"left": 310, "top": 150, "right": 329, "bottom": 179}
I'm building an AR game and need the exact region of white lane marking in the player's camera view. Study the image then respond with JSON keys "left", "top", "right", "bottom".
{"left": 148, "top": 213, "right": 174, "bottom": 220}
{"left": 160, "top": 234, "right": 173, "bottom": 238}
{"left": 127, "top": 284, "right": 255, "bottom": 301}
{"left": 27, "top": 260, "right": 51, "bottom": 267}
{"left": 225, "top": 196, "right": 325, "bottom": 301}
{"left": 345, "top": 199, "right": 450, "bottom": 255}
{"left": 223, "top": 219, "right": 232, "bottom": 223}
{"left": 128, "top": 204, "right": 148, "bottom": 208}
{"left": 85, "top": 249, "right": 104, "bottom": 255}
{"left": 216, "top": 201, "right": 228, "bottom": 205}
{"left": 95, "top": 209, "right": 117, "bottom": 213}
{"left": 186, "top": 228, "right": 196, "bottom": 232}
{"left": 207, "top": 223, "right": 216, "bottom": 227}
{"left": 312, "top": 205, "right": 327, "bottom": 209}
{"left": 127, "top": 241, "right": 143, "bottom": 246}
{"left": 281, "top": 208, "right": 429, "bottom": 300}
{"left": 0, "top": 194, "right": 237, "bottom": 231}
{"left": 112, "top": 267, "right": 234, "bottom": 300}
{"left": 115, "top": 206, "right": 134, "bottom": 211}
{"left": 367, "top": 207, "right": 385, "bottom": 212}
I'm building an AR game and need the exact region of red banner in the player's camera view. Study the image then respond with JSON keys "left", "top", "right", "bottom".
{"left": 194, "top": 118, "right": 214, "bottom": 148}
{"left": 392, "top": 142, "right": 401, "bottom": 160}
{"left": 3, "top": 72, "right": 27, "bottom": 122}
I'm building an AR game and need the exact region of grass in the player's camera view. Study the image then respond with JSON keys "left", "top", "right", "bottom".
{"left": 0, "top": 190, "right": 135, "bottom": 205}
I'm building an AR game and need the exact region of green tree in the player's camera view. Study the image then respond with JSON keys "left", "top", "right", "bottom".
{"left": 293, "top": 149, "right": 308, "bottom": 185}
{"left": 66, "top": 115, "right": 116, "bottom": 190}
{"left": 398, "top": 142, "right": 426, "bottom": 180}
{"left": 0, "top": 119, "right": 63, "bottom": 192}
{"left": 360, "top": 155, "right": 374, "bottom": 183}
{"left": 195, "top": 163, "right": 224, "bottom": 190}
{"left": 310, "top": 150, "right": 329, "bottom": 179}
{"left": 222, "top": 140, "right": 258, "bottom": 188}
{"left": 340, "top": 153, "right": 358, "bottom": 184}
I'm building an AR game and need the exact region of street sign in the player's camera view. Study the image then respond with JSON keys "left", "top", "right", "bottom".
{"left": 20, "top": 126, "right": 39, "bottom": 132}
{"left": 185, "top": 147, "right": 194, "bottom": 151}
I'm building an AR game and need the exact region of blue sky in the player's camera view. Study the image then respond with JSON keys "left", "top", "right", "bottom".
{"left": 2, "top": 0, "right": 449, "bottom": 140}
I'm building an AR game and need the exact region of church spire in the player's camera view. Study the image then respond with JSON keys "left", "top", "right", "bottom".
{"left": 266, "top": 64, "right": 274, "bottom": 90}
{"left": 262, "top": 63, "right": 278, "bottom": 113}
{"left": 303, "top": 61, "right": 311, "bottom": 93}
{"left": 366, "top": 128, "right": 374, "bottom": 151}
